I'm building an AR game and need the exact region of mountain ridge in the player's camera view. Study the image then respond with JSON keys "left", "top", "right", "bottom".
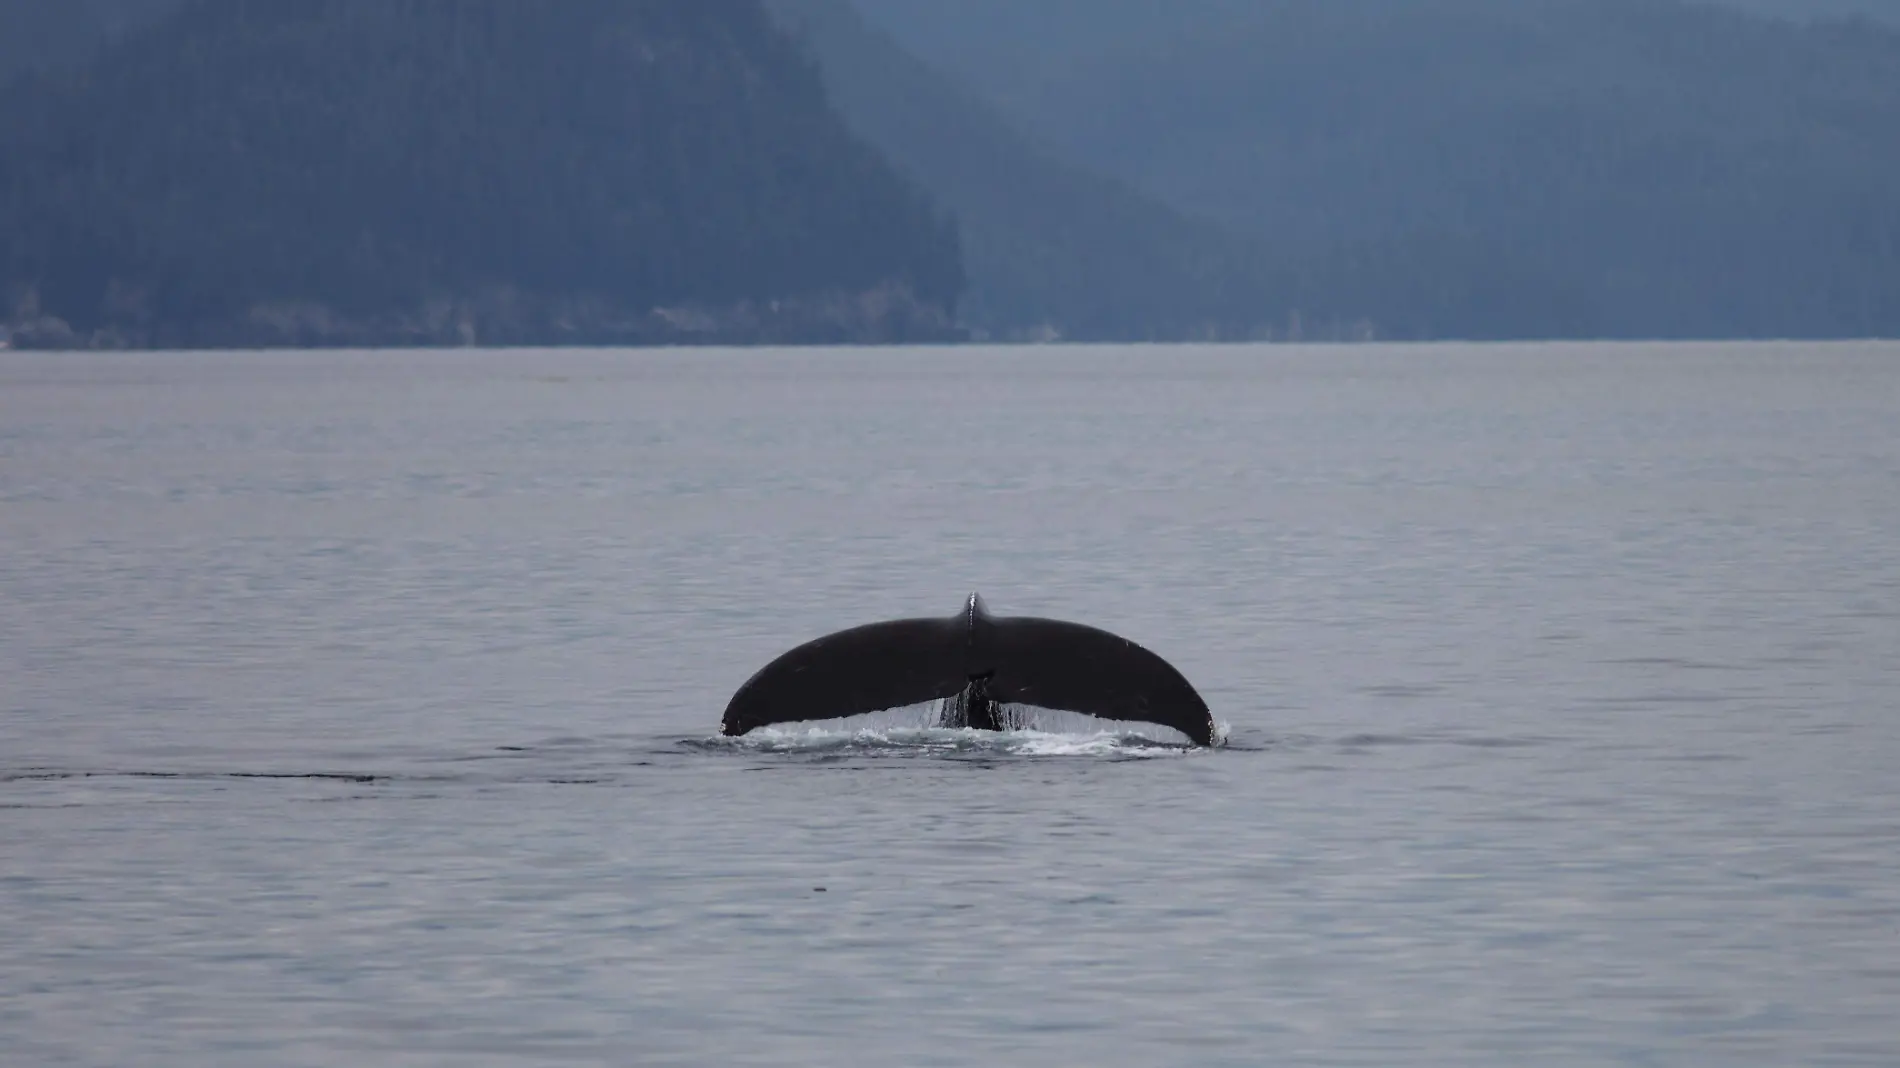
{"left": 856, "top": 0, "right": 1900, "bottom": 339}
{"left": 767, "top": 0, "right": 1309, "bottom": 342}
{"left": 5, "top": 0, "right": 1897, "bottom": 343}
{"left": 1, "top": 0, "right": 965, "bottom": 348}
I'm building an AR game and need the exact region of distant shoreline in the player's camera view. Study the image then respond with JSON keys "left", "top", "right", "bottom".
{"left": 5, "top": 336, "right": 1896, "bottom": 355}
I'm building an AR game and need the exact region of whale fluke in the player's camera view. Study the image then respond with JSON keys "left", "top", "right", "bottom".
{"left": 720, "top": 594, "right": 1216, "bottom": 746}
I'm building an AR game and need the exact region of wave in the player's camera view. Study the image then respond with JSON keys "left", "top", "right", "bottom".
{"left": 689, "top": 721, "right": 1225, "bottom": 759}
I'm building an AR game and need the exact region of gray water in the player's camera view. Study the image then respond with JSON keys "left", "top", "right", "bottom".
{"left": 2, "top": 343, "right": 1897, "bottom": 1066}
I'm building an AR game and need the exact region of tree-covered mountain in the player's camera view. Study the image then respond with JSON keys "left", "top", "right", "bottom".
{"left": 0, "top": 0, "right": 964, "bottom": 348}
{"left": 766, "top": 0, "right": 1304, "bottom": 341}
{"left": 860, "top": 0, "right": 1900, "bottom": 339}
{"left": 2, "top": 0, "right": 1316, "bottom": 343}
{"left": 7, "top": 0, "right": 1897, "bottom": 343}
{"left": 0, "top": 0, "right": 175, "bottom": 82}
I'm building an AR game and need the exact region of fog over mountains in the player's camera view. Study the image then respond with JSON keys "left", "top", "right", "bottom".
{"left": 1716, "top": 0, "right": 1896, "bottom": 20}
{"left": 765, "top": 0, "right": 1298, "bottom": 341}
{"left": 855, "top": 0, "right": 1900, "bottom": 339}
{"left": 2, "top": 0, "right": 1896, "bottom": 345}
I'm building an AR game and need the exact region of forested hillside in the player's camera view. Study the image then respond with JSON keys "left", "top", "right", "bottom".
{"left": 0, "top": 0, "right": 964, "bottom": 348}
{"left": 7, "top": 0, "right": 1896, "bottom": 343}
{"left": 0, "top": 0, "right": 174, "bottom": 81}
{"left": 861, "top": 0, "right": 1900, "bottom": 339}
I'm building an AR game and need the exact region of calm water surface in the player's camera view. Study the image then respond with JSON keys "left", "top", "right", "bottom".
{"left": 2, "top": 343, "right": 1897, "bottom": 1065}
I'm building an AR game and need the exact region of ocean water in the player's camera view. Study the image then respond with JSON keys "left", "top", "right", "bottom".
{"left": 2, "top": 342, "right": 1897, "bottom": 1066}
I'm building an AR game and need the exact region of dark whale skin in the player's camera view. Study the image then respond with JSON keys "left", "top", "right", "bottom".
{"left": 721, "top": 593, "right": 1216, "bottom": 746}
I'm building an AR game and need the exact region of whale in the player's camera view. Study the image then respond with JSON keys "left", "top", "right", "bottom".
{"left": 721, "top": 593, "right": 1216, "bottom": 746}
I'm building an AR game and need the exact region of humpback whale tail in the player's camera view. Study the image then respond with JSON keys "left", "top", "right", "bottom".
{"left": 721, "top": 594, "right": 1216, "bottom": 746}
